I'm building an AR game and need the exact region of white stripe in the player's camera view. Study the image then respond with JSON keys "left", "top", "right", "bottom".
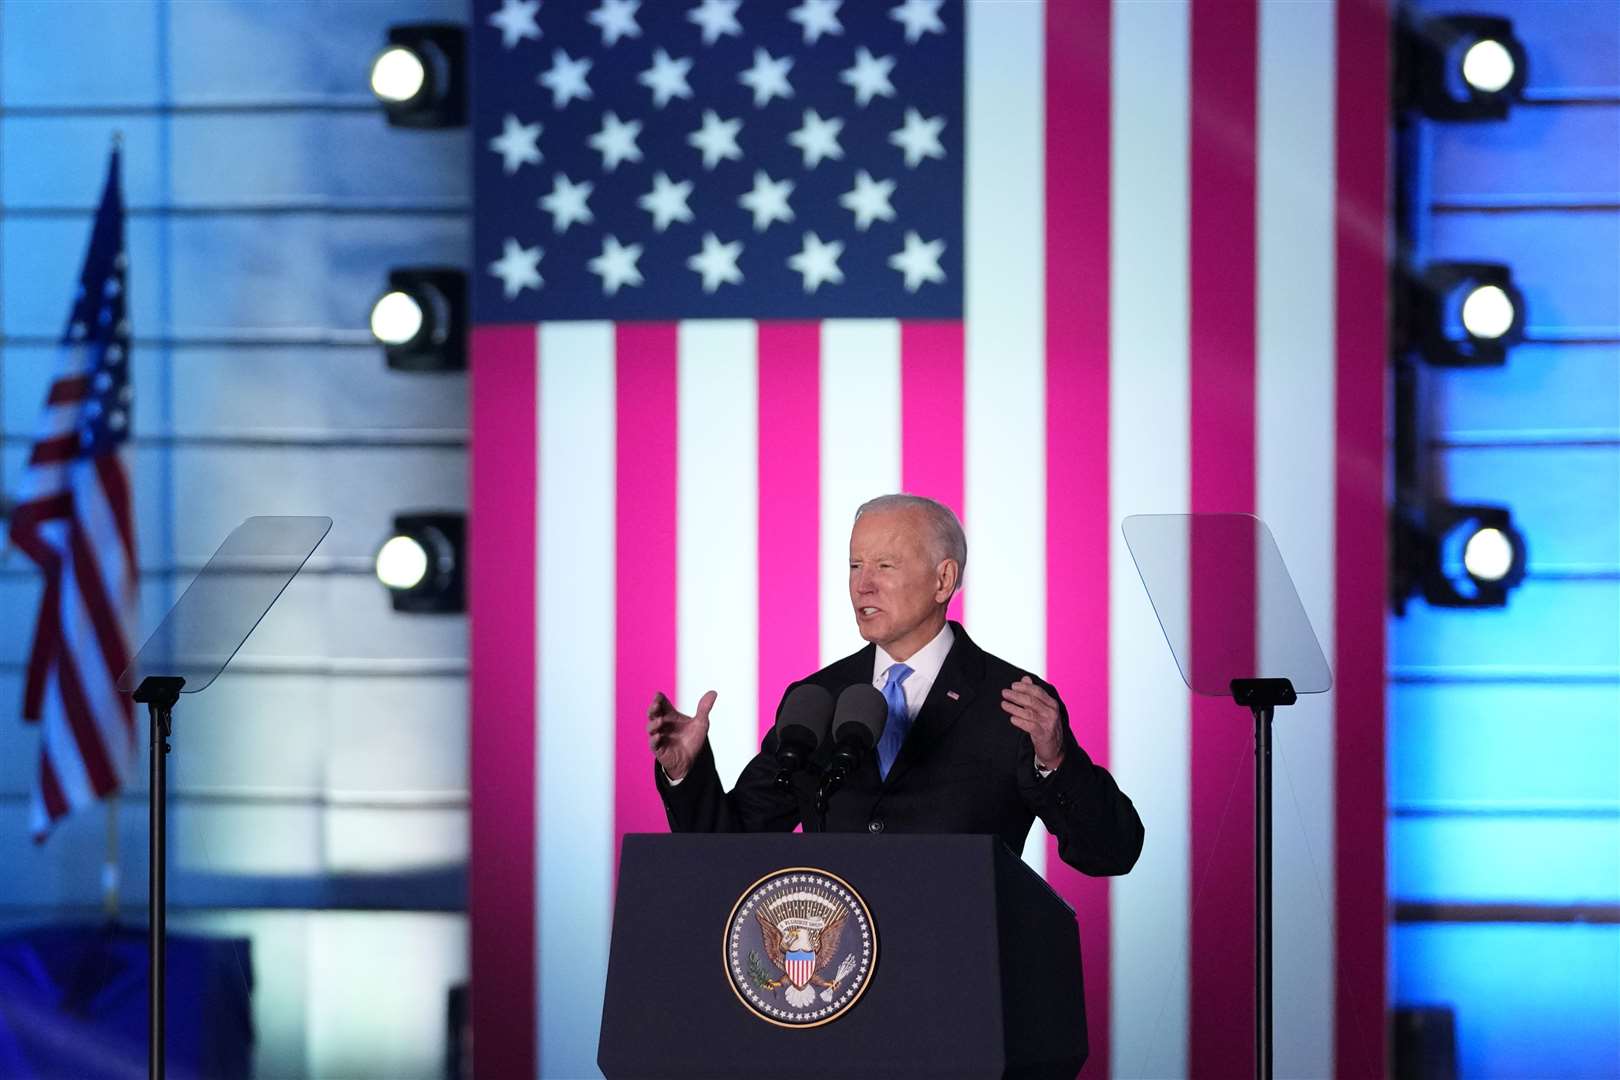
{"left": 536, "top": 322, "right": 616, "bottom": 1080}
{"left": 677, "top": 320, "right": 759, "bottom": 787}
{"left": 1257, "top": 2, "right": 1338, "bottom": 1076}
{"left": 964, "top": 0, "right": 1049, "bottom": 875}
{"left": 1109, "top": 2, "right": 1193, "bottom": 1076}
{"left": 41, "top": 679, "right": 96, "bottom": 809}
{"left": 58, "top": 541, "right": 133, "bottom": 775}
{"left": 819, "top": 319, "right": 901, "bottom": 666}
{"left": 72, "top": 458, "right": 136, "bottom": 638}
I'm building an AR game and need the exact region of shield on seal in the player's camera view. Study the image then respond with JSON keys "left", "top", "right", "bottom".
{"left": 785, "top": 950, "right": 816, "bottom": 990}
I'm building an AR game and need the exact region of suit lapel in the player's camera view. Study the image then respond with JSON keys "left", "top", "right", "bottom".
{"left": 882, "top": 622, "right": 982, "bottom": 788}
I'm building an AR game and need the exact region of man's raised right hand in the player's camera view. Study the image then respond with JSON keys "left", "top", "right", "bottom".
{"left": 647, "top": 689, "right": 716, "bottom": 782}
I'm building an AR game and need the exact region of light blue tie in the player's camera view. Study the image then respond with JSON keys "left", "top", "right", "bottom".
{"left": 875, "top": 663, "right": 914, "bottom": 780}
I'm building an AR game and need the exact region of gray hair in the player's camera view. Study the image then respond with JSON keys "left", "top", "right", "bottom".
{"left": 854, "top": 493, "right": 967, "bottom": 589}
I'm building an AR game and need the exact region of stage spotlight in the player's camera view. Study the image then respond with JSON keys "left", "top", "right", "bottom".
{"left": 1401, "top": 14, "right": 1528, "bottom": 120}
{"left": 1408, "top": 262, "right": 1525, "bottom": 367}
{"left": 1394, "top": 503, "right": 1527, "bottom": 611}
{"left": 377, "top": 513, "right": 465, "bottom": 614}
{"left": 371, "top": 268, "right": 466, "bottom": 372}
{"left": 371, "top": 23, "right": 466, "bottom": 128}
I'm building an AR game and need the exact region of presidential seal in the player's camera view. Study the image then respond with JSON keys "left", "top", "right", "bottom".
{"left": 723, "top": 867, "right": 876, "bottom": 1028}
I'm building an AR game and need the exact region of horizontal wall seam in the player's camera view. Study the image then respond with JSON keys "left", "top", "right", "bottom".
{"left": 1430, "top": 429, "right": 1620, "bottom": 449}
{"left": 1431, "top": 197, "right": 1620, "bottom": 214}
{"left": 1392, "top": 803, "right": 1620, "bottom": 819}
{"left": 1394, "top": 901, "right": 1620, "bottom": 925}
{"left": 0, "top": 430, "right": 468, "bottom": 449}
{"left": 0, "top": 96, "right": 379, "bottom": 116}
{"left": 0, "top": 332, "right": 377, "bottom": 347}
{"left": 0, "top": 790, "right": 468, "bottom": 809}
{"left": 0, "top": 657, "right": 467, "bottom": 677}
{"left": 1390, "top": 666, "right": 1620, "bottom": 685}
{"left": 2, "top": 202, "right": 470, "bottom": 218}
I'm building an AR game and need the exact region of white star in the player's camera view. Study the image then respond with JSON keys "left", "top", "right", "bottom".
{"left": 588, "top": 235, "right": 644, "bottom": 295}
{"left": 738, "top": 171, "right": 795, "bottom": 231}
{"left": 589, "top": 111, "right": 643, "bottom": 171}
{"left": 738, "top": 48, "right": 794, "bottom": 108}
{"left": 890, "top": 0, "right": 946, "bottom": 44}
{"left": 639, "top": 48, "right": 694, "bottom": 108}
{"left": 888, "top": 230, "right": 946, "bottom": 292}
{"left": 488, "top": 0, "right": 541, "bottom": 49}
{"left": 588, "top": 0, "right": 641, "bottom": 46}
{"left": 787, "top": 232, "right": 844, "bottom": 293}
{"left": 688, "top": 109, "right": 743, "bottom": 169}
{"left": 489, "top": 237, "right": 544, "bottom": 299}
{"left": 638, "top": 172, "right": 695, "bottom": 231}
{"left": 788, "top": 0, "right": 843, "bottom": 44}
{"left": 488, "top": 113, "right": 542, "bottom": 174}
{"left": 839, "top": 170, "right": 896, "bottom": 231}
{"left": 539, "top": 49, "right": 593, "bottom": 108}
{"left": 687, "top": 232, "right": 744, "bottom": 292}
{"left": 787, "top": 109, "right": 844, "bottom": 169}
{"left": 840, "top": 47, "right": 896, "bottom": 107}
{"left": 890, "top": 107, "right": 946, "bottom": 167}
{"left": 687, "top": 0, "right": 742, "bottom": 45}
{"left": 539, "top": 173, "right": 594, "bottom": 232}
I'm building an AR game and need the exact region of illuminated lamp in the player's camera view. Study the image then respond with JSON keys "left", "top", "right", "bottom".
{"left": 1399, "top": 14, "right": 1528, "bottom": 120}
{"left": 371, "top": 24, "right": 467, "bottom": 128}
{"left": 1408, "top": 262, "right": 1525, "bottom": 368}
{"left": 377, "top": 513, "right": 465, "bottom": 614}
{"left": 371, "top": 268, "right": 466, "bottom": 372}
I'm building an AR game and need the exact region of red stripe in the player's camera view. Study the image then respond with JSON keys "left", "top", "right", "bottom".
{"left": 29, "top": 434, "right": 80, "bottom": 466}
{"left": 1044, "top": 1, "right": 1113, "bottom": 1073}
{"left": 899, "top": 322, "right": 965, "bottom": 622}
{"left": 757, "top": 323, "right": 822, "bottom": 739}
{"left": 54, "top": 642, "right": 119, "bottom": 797}
{"left": 47, "top": 376, "right": 91, "bottom": 405}
{"left": 469, "top": 325, "right": 538, "bottom": 1080}
{"left": 94, "top": 452, "right": 138, "bottom": 577}
{"left": 1334, "top": 0, "right": 1390, "bottom": 1074}
{"left": 1188, "top": 0, "right": 1260, "bottom": 1073}
{"left": 615, "top": 324, "right": 678, "bottom": 866}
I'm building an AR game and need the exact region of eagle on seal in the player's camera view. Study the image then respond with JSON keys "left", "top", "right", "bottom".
{"left": 756, "top": 903, "right": 848, "bottom": 995}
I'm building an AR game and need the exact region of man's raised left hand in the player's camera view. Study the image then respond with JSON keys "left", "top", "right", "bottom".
{"left": 1001, "top": 676, "right": 1065, "bottom": 771}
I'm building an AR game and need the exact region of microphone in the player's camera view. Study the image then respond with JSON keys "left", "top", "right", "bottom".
{"left": 772, "top": 684, "right": 834, "bottom": 787}
{"left": 815, "top": 685, "right": 887, "bottom": 823}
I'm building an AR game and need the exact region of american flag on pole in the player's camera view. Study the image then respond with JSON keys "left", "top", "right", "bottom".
{"left": 8, "top": 147, "right": 139, "bottom": 842}
{"left": 468, "top": 1, "right": 1389, "bottom": 1077}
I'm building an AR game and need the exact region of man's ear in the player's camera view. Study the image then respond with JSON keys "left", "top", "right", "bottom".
{"left": 935, "top": 559, "right": 960, "bottom": 603}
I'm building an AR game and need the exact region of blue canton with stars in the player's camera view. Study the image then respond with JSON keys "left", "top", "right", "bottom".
{"left": 66, "top": 150, "right": 133, "bottom": 456}
{"left": 473, "top": 0, "right": 964, "bottom": 322}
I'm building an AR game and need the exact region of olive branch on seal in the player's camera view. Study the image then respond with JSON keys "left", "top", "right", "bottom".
{"left": 747, "top": 950, "right": 781, "bottom": 992}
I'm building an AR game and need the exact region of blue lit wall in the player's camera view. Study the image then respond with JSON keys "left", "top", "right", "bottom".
{"left": 0, "top": 2, "right": 471, "bottom": 1077}
{"left": 1392, "top": 2, "right": 1620, "bottom": 1077}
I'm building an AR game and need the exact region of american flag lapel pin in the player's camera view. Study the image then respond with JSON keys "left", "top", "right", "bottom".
{"left": 946, "top": 690, "right": 960, "bottom": 701}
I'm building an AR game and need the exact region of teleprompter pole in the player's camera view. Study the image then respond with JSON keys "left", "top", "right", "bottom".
{"left": 1231, "top": 677, "right": 1294, "bottom": 1080}
{"left": 133, "top": 676, "right": 184, "bottom": 1080}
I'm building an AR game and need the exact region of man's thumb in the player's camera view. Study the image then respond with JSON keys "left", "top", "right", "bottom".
{"left": 695, "top": 689, "right": 718, "bottom": 721}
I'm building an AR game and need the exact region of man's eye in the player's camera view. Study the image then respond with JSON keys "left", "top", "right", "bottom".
{"left": 879, "top": 563, "right": 893, "bottom": 569}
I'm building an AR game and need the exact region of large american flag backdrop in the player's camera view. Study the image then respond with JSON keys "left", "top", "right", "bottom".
{"left": 468, "top": 1, "right": 1389, "bottom": 1077}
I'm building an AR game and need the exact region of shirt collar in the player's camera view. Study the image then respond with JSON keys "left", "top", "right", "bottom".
{"left": 873, "top": 620, "right": 955, "bottom": 687}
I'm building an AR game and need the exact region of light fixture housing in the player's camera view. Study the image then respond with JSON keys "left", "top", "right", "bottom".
{"left": 377, "top": 512, "right": 466, "bottom": 614}
{"left": 372, "top": 267, "right": 467, "bottom": 372}
{"left": 1394, "top": 502, "right": 1527, "bottom": 611}
{"left": 371, "top": 23, "right": 467, "bottom": 129}
{"left": 1405, "top": 261, "right": 1525, "bottom": 368}
{"left": 1399, "top": 14, "right": 1528, "bottom": 121}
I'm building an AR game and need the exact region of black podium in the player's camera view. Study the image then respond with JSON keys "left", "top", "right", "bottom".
{"left": 599, "top": 834, "right": 1086, "bottom": 1079}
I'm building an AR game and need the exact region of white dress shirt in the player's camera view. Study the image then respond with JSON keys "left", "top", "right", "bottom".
{"left": 872, "top": 621, "right": 955, "bottom": 719}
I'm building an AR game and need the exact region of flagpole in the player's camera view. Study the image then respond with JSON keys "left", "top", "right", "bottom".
{"left": 103, "top": 798, "right": 121, "bottom": 921}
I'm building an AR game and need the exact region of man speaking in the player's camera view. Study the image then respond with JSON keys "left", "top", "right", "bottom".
{"left": 647, "top": 494, "right": 1144, "bottom": 876}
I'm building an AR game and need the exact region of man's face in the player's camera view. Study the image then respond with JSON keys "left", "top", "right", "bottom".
{"left": 848, "top": 509, "right": 954, "bottom": 658}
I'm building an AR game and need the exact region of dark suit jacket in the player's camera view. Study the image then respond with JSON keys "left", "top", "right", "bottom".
{"left": 656, "top": 622, "right": 1145, "bottom": 876}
